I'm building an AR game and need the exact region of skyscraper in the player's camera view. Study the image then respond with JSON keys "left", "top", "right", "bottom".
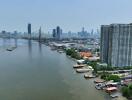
{"left": 52, "top": 29, "right": 56, "bottom": 38}
{"left": 101, "top": 23, "right": 132, "bottom": 67}
{"left": 78, "top": 27, "right": 89, "bottom": 38}
{"left": 56, "top": 26, "right": 61, "bottom": 40}
{"left": 100, "top": 25, "right": 109, "bottom": 64}
{"left": 28, "top": 23, "right": 31, "bottom": 38}
{"left": 52, "top": 26, "right": 62, "bottom": 40}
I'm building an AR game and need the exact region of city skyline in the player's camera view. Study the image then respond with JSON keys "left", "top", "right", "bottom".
{"left": 0, "top": 0, "right": 132, "bottom": 32}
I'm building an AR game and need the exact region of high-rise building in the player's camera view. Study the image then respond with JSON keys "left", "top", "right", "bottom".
{"left": 56, "top": 26, "right": 61, "bottom": 40}
{"left": 100, "top": 25, "right": 109, "bottom": 64}
{"left": 52, "top": 26, "right": 62, "bottom": 40}
{"left": 78, "top": 27, "right": 89, "bottom": 38}
{"left": 60, "top": 29, "right": 63, "bottom": 35}
{"left": 52, "top": 29, "right": 56, "bottom": 38}
{"left": 101, "top": 23, "right": 132, "bottom": 67}
{"left": 28, "top": 23, "right": 31, "bottom": 38}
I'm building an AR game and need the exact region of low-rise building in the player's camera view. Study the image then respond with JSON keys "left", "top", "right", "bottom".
{"left": 80, "top": 52, "right": 92, "bottom": 58}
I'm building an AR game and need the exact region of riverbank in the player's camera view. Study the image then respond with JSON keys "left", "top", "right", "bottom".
{"left": 42, "top": 41, "right": 130, "bottom": 100}
{"left": 42, "top": 41, "right": 114, "bottom": 100}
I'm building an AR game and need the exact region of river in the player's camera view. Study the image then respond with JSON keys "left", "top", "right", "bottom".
{"left": 0, "top": 39, "right": 111, "bottom": 100}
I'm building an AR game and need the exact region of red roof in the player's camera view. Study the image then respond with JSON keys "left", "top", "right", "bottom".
{"left": 80, "top": 52, "right": 92, "bottom": 58}
{"left": 106, "top": 87, "right": 117, "bottom": 91}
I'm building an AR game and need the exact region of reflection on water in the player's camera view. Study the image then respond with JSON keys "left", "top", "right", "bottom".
{"left": 2, "top": 38, "right": 6, "bottom": 48}
{"left": 0, "top": 38, "right": 18, "bottom": 50}
{"left": 14, "top": 38, "right": 18, "bottom": 47}
{"left": 38, "top": 42, "right": 42, "bottom": 55}
{"left": 28, "top": 40, "right": 32, "bottom": 57}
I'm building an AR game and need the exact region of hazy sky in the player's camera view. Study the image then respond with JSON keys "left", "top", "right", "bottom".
{"left": 0, "top": 0, "right": 132, "bottom": 33}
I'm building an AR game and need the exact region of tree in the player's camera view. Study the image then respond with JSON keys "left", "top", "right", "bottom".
{"left": 122, "top": 87, "right": 130, "bottom": 97}
{"left": 100, "top": 74, "right": 120, "bottom": 82}
{"left": 66, "top": 48, "right": 81, "bottom": 59}
{"left": 89, "top": 61, "right": 97, "bottom": 73}
{"left": 129, "top": 84, "right": 132, "bottom": 90}
{"left": 106, "top": 75, "right": 120, "bottom": 82}
{"left": 100, "top": 72, "right": 109, "bottom": 80}
{"left": 121, "top": 84, "right": 132, "bottom": 98}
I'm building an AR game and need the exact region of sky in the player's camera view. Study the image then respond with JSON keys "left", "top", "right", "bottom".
{"left": 0, "top": 0, "right": 132, "bottom": 33}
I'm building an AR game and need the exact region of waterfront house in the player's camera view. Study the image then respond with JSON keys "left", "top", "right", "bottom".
{"left": 79, "top": 52, "right": 92, "bottom": 58}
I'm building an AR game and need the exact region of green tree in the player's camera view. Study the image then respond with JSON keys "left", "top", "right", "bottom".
{"left": 122, "top": 87, "right": 130, "bottom": 97}
{"left": 66, "top": 48, "right": 81, "bottom": 59}
{"left": 100, "top": 72, "right": 109, "bottom": 80}
{"left": 106, "top": 75, "right": 120, "bottom": 82}
{"left": 89, "top": 61, "right": 97, "bottom": 73}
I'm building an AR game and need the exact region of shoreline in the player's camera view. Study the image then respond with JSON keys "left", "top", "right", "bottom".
{"left": 43, "top": 41, "right": 128, "bottom": 100}
{"left": 43, "top": 42, "right": 112, "bottom": 100}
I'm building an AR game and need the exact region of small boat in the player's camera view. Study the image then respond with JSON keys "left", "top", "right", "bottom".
{"left": 95, "top": 84, "right": 102, "bottom": 90}
{"left": 58, "top": 51, "right": 64, "bottom": 53}
{"left": 76, "top": 68, "right": 90, "bottom": 73}
{"left": 87, "top": 66, "right": 94, "bottom": 71}
{"left": 6, "top": 46, "right": 17, "bottom": 51}
{"left": 105, "top": 87, "right": 118, "bottom": 93}
{"left": 84, "top": 74, "right": 96, "bottom": 79}
{"left": 73, "top": 64, "right": 85, "bottom": 68}
{"left": 50, "top": 47, "right": 57, "bottom": 50}
{"left": 6, "top": 48, "right": 13, "bottom": 51}
{"left": 51, "top": 48, "right": 56, "bottom": 51}
{"left": 110, "top": 92, "right": 121, "bottom": 98}
{"left": 94, "top": 79, "right": 105, "bottom": 83}
{"left": 95, "top": 83, "right": 105, "bottom": 90}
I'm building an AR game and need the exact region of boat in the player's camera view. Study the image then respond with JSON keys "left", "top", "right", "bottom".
{"left": 58, "top": 50, "right": 64, "bottom": 53}
{"left": 105, "top": 82, "right": 119, "bottom": 87}
{"left": 95, "top": 83, "right": 105, "bottom": 90}
{"left": 76, "top": 68, "right": 90, "bottom": 73}
{"left": 87, "top": 66, "right": 94, "bottom": 71}
{"left": 105, "top": 87, "right": 118, "bottom": 93}
{"left": 51, "top": 48, "right": 56, "bottom": 51}
{"left": 94, "top": 79, "right": 105, "bottom": 83}
{"left": 50, "top": 47, "right": 57, "bottom": 51}
{"left": 6, "top": 46, "right": 17, "bottom": 51}
{"left": 110, "top": 92, "right": 121, "bottom": 98}
{"left": 84, "top": 74, "right": 96, "bottom": 79}
{"left": 73, "top": 64, "right": 85, "bottom": 68}
{"left": 76, "top": 59, "right": 85, "bottom": 64}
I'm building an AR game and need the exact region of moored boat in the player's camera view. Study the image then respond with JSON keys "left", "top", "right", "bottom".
{"left": 76, "top": 68, "right": 90, "bottom": 73}
{"left": 6, "top": 46, "right": 17, "bottom": 51}
{"left": 84, "top": 74, "right": 96, "bottom": 79}
{"left": 105, "top": 87, "right": 118, "bottom": 93}
{"left": 58, "top": 50, "right": 64, "bottom": 53}
{"left": 110, "top": 92, "right": 121, "bottom": 98}
{"left": 95, "top": 83, "right": 105, "bottom": 90}
{"left": 94, "top": 79, "right": 105, "bottom": 83}
{"left": 73, "top": 64, "right": 85, "bottom": 68}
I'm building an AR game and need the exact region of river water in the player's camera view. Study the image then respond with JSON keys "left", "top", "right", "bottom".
{"left": 0, "top": 39, "right": 111, "bottom": 100}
